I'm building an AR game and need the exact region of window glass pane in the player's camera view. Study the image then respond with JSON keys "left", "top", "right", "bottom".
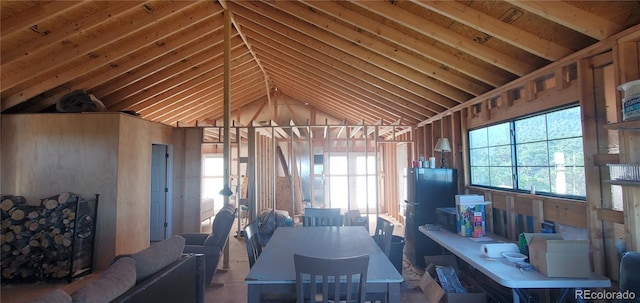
{"left": 470, "top": 148, "right": 489, "bottom": 166}
{"left": 515, "top": 115, "right": 547, "bottom": 144}
{"left": 469, "top": 128, "right": 487, "bottom": 148}
{"left": 487, "top": 123, "right": 511, "bottom": 146}
{"left": 547, "top": 107, "right": 582, "bottom": 139}
{"left": 203, "top": 157, "right": 223, "bottom": 176}
{"left": 329, "top": 156, "right": 348, "bottom": 174}
{"left": 329, "top": 176, "right": 348, "bottom": 208}
{"left": 468, "top": 105, "right": 584, "bottom": 199}
{"left": 551, "top": 166, "right": 585, "bottom": 196}
{"left": 489, "top": 146, "right": 512, "bottom": 167}
{"left": 489, "top": 167, "right": 513, "bottom": 188}
{"left": 518, "top": 167, "right": 550, "bottom": 192}
{"left": 516, "top": 142, "right": 549, "bottom": 166}
{"left": 471, "top": 166, "right": 490, "bottom": 186}
{"left": 548, "top": 138, "right": 584, "bottom": 166}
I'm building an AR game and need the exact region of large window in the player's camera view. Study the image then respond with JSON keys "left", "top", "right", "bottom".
{"left": 469, "top": 106, "right": 585, "bottom": 198}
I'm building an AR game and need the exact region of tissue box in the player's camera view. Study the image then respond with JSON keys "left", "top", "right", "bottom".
{"left": 528, "top": 236, "right": 591, "bottom": 278}
{"left": 455, "top": 195, "right": 491, "bottom": 238}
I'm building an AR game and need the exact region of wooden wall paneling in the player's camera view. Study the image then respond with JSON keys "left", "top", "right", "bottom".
{"left": 383, "top": 143, "right": 399, "bottom": 219}
{"left": 489, "top": 192, "right": 508, "bottom": 210}
{"left": 513, "top": 196, "right": 533, "bottom": 217}
{"left": 579, "top": 56, "right": 607, "bottom": 275}
{"left": 484, "top": 192, "right": 494, "bottom": 234}
{"left": 621, "top": 129, "right": 640, "bottom": 251}
{"left": 617, "top": 38, "right": 640, "bottom": 251}
{"left": 1, "top": 113, "right": 120, "bottom": 270}
{"left": 172, "top": 128, "right": 186, "bottom": 235}
{"left": 181, "top": 128, "right": 203, "bottom": 234}
{"left": 460, "top": 109, "right": 471, "bottom": 188}
{"left": 532, "top": 199, "right": 544, "bottom": 233}
{"left": 415, "top": 124, "right": 424, "bottom": 161}
{"left": 543, "top": 200, "right": 588, "bottom": 229}
{"left": 617, "top": 41, "right": 640, "bottom": 83}
{"left": 506, "top": 196, "right": 516, "bottom": 240}
{"left": 115, "top": 115, "right": 174, "bottom": 256}
{"left": 0, "top": 113, "right": 175, "bottom": 270}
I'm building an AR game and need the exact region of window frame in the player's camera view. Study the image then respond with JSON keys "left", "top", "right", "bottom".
{"left": 468, "top": 104, "right": 586, "bottom": 201}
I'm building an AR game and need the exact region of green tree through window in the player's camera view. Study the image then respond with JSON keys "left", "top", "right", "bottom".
{"left": 469, "top": 105, "right": 585, "bottom": 198}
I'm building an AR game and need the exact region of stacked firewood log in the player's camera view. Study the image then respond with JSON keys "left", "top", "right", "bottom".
{"left": 0, "top": 192, "right": 85, "bottom": 281}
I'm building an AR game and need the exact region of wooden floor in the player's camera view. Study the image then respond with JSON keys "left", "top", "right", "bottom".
{"left": 1, "top": 215, "right": 428, "bottom": 303}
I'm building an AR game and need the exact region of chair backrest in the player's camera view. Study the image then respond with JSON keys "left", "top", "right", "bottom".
{"left": 204, "top": 206, "right": 237, "bottom": 247}
{"left": 244, "top": 221, "right": 262, "bottom": 268}
{"left": 619, "top": 251, "right": 640, "bottom": 302}
{"left": 294, "top": 253, "right": 369, "bottom": 303}
{"left": 373, "top": 217, "right": 394, "bottom": 257}
{"left": 303, "top": 208, "right": 342, "bottom": 227}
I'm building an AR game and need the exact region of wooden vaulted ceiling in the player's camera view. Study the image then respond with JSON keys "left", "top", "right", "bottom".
{"left": 2, "top": 1, "right": 640, "bottom": 127}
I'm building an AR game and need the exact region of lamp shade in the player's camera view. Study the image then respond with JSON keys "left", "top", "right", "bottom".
{"left": 434, "top": 138, "right": 451, "bottom": 152}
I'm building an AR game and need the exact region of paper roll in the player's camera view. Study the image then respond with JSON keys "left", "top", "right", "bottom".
{"left": 480, "top": 243, "right": 520, "bottom": 258}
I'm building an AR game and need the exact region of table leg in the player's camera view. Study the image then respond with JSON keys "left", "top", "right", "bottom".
{"left": 556, "top": 288, "right": 571, "bottom": 303}
{"left": 247, "top": 284, "right": 261, "bottom": 303}
{"left": 388, "top": 282, "right": 401, "bottom": 303}
{"left": 512, "top": 289, "right": 521, "bottom": 303}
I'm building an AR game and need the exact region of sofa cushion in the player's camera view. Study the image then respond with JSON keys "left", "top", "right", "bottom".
{"left": 71, "top": 256, "right": 136, "bottom": 303}
{"left": 131, "top": 235, "right": 186, "bottom": 283}
{"left": 29, "top": 289, "right": 72, "bottom": 303}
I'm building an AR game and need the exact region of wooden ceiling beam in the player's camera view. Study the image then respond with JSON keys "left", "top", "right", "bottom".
{"left": 142, "top": 56, "right": 259, "bottom": 121}
{"left": 266, "top": 66, "right": 395, "bottom": 125}
{"left": 185, "top": 81, "right": 267, "bottom": 125}
{"left": 0, "top": 1, "right": 83, "bottom": 37}
{"left": 415, "top": 1, "right": 572, "bottom": 61}
{"left": 137, "top": 57, "right": 259, "bottom": 119}
{"left": 249, "top": 36, "right": 432, "bottom": 121}
{"left": 506, "top": 1, "right": 622, "bottom": 40}
{"left": 176, "top": 71, "right": 265, "bottom": 123}
{"left": 261, "top": 57, "right": 402, "bottom": 124}
{"left": 239, "top": 17, "right": 454, "bottom": 113}
{"left": 22, "top": 13, "right": 226, "bottom": 113}
{"left": 2, "top": 1, "right": 202, "bottom": 93}
{"left": 302, "top": 0, "right": 510, "bottom": 88}
{"left": 352, "top": 1, "right": 536, "bottom": 76}
{"left": 233, "top": 8, "right": 462, "bottom": 109}
{"left": 2, "top": 1, "right": 216, "bottom": 111}
{"left": 269, "top": 1, "right": 489, "bottom": 97}
{"left": 2, "top": 2, "right": 144, "bottom": 65}
{"left": 91, "top": 20, "right": 226, "bottom": 98}
{"left": 105, "top": 38, "right": 247, "bottom": 110}
{"left": 230, "top": 1, "right": 473, "bottom": 103}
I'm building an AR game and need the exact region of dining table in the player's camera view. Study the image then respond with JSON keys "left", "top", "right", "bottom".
{"left": 244, "top": 226, "right": 403, "bottom": 303}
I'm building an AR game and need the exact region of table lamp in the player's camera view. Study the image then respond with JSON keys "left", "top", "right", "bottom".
{"left": 434, "top": 138, "right": 451, "bottom": 168}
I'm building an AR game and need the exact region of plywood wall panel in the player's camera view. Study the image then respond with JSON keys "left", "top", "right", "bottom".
{"left": 1, "top": 112, "right": 176, "bottom": 270}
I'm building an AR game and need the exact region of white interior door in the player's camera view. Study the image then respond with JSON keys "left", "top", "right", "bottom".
{"left": 150, "top": 144, "right": 168, "bottom": 241}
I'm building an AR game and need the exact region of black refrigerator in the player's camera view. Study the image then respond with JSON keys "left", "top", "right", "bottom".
{"left": 404, "top": 168, "right": 458, "bottom": 269}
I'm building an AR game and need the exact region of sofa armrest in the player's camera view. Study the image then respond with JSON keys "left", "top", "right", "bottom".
{"left": 110, "top": 254, "right": 205, "bottom": 303}
{"left": 183, "top": 244, "right": 221, "bottom": 256}
{"left": 180, "top": 233, "right": 209, "bottom": 245}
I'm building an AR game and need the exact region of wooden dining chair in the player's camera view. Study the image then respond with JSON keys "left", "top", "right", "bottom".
{"left": 372, "top": 217, "right": 394, "bottom": 257}
{"left": 302, "top": 208, "right": 343, "bottom": 227}
{"left": 294, "top": 253, "right": 369, "bottom": 303}
{"left": 244, "top": 220, "right": 262, "bottom": 269}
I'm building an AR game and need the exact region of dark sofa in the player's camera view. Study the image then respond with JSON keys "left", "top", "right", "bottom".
{"left": 29, "top": 235, "right": 205, "bottom": 303}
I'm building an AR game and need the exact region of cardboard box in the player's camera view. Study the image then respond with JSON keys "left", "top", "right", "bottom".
{"left": 528, "top": 236, "right": 591, "bottom": 278}
{"left": 420, "top": 255, "right": 487, "bottom": 303}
